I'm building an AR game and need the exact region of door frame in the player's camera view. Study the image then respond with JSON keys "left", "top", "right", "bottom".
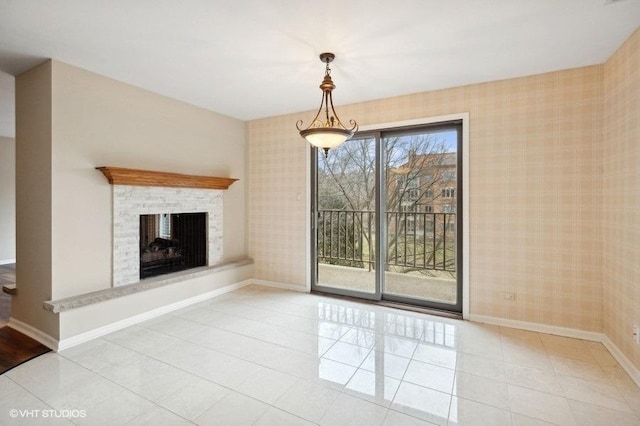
{"left": 308, "top": 113, "right": 470, "bottom": 319}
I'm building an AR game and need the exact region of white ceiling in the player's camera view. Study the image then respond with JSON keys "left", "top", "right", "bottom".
{"left": 1, "top": 0, "right": 639, "bottom": 138}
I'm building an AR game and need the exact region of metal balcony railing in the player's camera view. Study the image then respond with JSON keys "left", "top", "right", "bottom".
{"left": 317, "top": 209, "right": 456, "bottom": 272}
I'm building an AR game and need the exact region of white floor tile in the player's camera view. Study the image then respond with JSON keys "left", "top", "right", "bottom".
{"left": 6, "top": 354, "right": 104, "bottom": 405}
{"left": 511, "top": 413, "right": 556, "bottom": 426}
{"left": 319, "top": 393, "right": 388, "bottom": 426}
{"left": 72, "top": 385, "right": 157, "bottom": 425}
{"left": 404, "top": 360, "right": 455, "bottom": 393}
{"left": 456, "top": 336, "right": 503, "bottom": 360}
{"left": 317, "top": 321, "right": 352, "bottom": 340}
{"left": 539, "top": 335, "right": 596, "bottom": 364}
{"left": 452, "top": 372, "right": 510, "bottom": 410}
{"left": 549, "top": 356, "right": 608, "bottom": 382}
{"left": 379, "top": 335, "right": 419, "bottom": 358}
{"left": 391, "top": 382, "right": 451, "bottom": 426}
{"left": 502, "top": 343, "right": 554, "bottom": 372}
{"left": 323, "top": 341, "right": 371, "bottom": 367}
{"left": 344, "top": 368, "right": 401, "bottom": 407}
{"left": 126, "top": 405, "right": 193, "bottom": 425}
{"left": 339, "top": 327, "right": 378, "bottom": 348}
{"left": 455, "top": 353, "right": 505, "bottom": 381}
{"left": 233, "top": 366, "right": 297, "bottom": 404}
{"left": 194, "top": 391, "right": 269, "bottom": 426}
{"left": 316, "top": 358, "right": 357, "bottom": 388}
{"left": 412, "top": 343, "right": 458, "bottom": 369}
{"left": 448, "top": 396, "right": 511, "bottom": 426}
{"left": 557, "top": 375, "right": 633, "bottom": 413}
{"left": 157, "top": 377, "right": 229, "bottom": 420}
{"left": 382, "top": 410, "right": 436, "bottom": 426}
{"left": 273, "top": 379, "right": 340, "bottom": 423}
{"left": 500, "top": 328, "right": 543, "bottom": 347}
{"left": 567, "top": 399, "right": 640, "bottom": 426}
{"left": 361, "top": 350, "right": 411, "bottom": 380}
{"left": 504, "top": 363, "right": 564, "bottom": 396}
{"left": 507, "top": 385, "right": 576, "bottom": 426}
{"left": 5, "top": 287, "right": 638, "bottom": 426}
{"left": 0, "top": 376, "right": 73, "bottom": 425}
{"left": 254, "top": 407, "right": 316, "bottom": 426}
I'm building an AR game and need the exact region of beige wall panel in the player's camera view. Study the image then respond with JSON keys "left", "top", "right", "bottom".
{"left": 14, "top": 61, "right": 58, "bottom": 338}
{"left": 50, "top": 61, "right": 247, "bottom": 299}
{"left": 603, "top": 27, "right": 640, "bottom": 370}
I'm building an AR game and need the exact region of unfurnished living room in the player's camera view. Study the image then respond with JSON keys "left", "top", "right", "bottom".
{"left": 0, "top": 1, "right": 639, "bottom": 425}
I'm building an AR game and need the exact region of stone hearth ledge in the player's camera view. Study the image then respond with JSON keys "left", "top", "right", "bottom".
{"left": 43, "top": 258, "right": 253, "bottom": 313}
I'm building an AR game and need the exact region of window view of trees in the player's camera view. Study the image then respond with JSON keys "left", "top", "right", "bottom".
{"left": 317, "top": 130, "right": 458, "bottom": 280}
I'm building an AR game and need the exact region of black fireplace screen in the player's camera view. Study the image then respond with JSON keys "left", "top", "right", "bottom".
{"left": 139, "top": 212, "right": 207, "bottom": 279}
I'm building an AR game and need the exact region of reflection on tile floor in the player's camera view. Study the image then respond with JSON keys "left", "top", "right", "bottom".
{"left": 1, "top": 285, "right": 639, "bottom": 425}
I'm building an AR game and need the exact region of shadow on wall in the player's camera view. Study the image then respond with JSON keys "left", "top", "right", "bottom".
{"left": 0, "top": 263, "right": 15, "bottom": 325}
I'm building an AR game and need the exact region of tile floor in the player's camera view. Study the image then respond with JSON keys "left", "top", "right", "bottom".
{"left": 1, "top": 285, "right": 639, "bottom": 425}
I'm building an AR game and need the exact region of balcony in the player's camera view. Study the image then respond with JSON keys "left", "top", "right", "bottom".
{"left": 317, "top": 210, "right": 457, "bottom": 304}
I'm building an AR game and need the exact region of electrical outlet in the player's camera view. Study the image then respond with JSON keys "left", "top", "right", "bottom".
{"left": 502, "top": 292, "right": 516, "bottom": 301}
{"left": 633, "top": 325, "right": 640, "bottom": 344}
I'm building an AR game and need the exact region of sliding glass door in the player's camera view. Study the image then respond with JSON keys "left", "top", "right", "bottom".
{"left": 382, "top": 127, "right": 461, "bottom": 311}
{"left": 312, "top": 121, "right": 462, "bottom": 313}
{"left": 313, "top": 135, "right": 379, "bottom": 298}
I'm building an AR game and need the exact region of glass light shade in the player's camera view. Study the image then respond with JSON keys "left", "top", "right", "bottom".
{"left": 300, "top": 127, "right": 352, "bottom": 150}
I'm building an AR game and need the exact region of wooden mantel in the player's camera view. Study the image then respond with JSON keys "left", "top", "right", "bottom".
{"left": 96, "top": 166, "right": 238, "bottom": 190}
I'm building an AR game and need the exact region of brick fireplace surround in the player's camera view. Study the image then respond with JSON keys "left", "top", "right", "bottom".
{"left": 96, "top": 167, "right": 238, "bottom": 286}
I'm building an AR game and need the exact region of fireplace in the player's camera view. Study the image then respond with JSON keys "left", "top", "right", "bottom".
{"left": 110, "top": 185, "right": 223, "bottom": 286}
{"left": 140, "top": 213, "right": 207, "bottom": 279}
{"left": 97, "top": 167, "right": 236, "bottom": 287}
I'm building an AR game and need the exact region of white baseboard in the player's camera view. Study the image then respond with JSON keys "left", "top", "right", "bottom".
{"left": 469, "top": 314, "right": 603, "bottom": 341}
{"left": 470, "top": 313, "right": 640, "bottom": 388}
{"left": 602, "top": 335, "right": 640, "bottom": 389}
{"left": 251, "top": 279, "right": 308, "bottom": 293}
{"left": 9, "top": 281, "right": 640, "bottom": 390}
{"left": 55, "top": 279, "right": 252, "bottom": 351}
{"left": 7, "top": 317, "right": 58, "bottom": 351}
{"left": 0, "top": 258, "right": 16, "bottom": 265}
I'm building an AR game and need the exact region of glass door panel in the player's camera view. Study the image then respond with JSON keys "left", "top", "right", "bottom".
{"left": 312, "top": 121, "right": 462, "bottom": 313}
{"left": 314, "top": 136, "right": 377, "bottom": 296}
{"left": 383, "top": 128, "right": 460, "bottom": 309}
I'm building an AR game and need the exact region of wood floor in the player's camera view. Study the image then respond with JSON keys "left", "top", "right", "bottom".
{"left": 0, "top": 264, "right": 51, "bottom": 374}
{"left": 0, "top": 326, "right": 50, "bottom": 374}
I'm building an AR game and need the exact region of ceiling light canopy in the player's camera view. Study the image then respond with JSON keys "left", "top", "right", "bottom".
{"left": 297, "top": 53, "right": 358, "bottom": 156}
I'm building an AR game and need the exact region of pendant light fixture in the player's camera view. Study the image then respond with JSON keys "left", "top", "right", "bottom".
{"left": 297, "top": 52, "right": 358, "bottom": 157}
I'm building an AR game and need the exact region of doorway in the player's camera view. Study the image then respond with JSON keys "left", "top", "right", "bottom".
{"left": 311, "top": 120, "right": 464, "bottom": 314}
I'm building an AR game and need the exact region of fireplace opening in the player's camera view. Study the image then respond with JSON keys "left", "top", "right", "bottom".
{"left": 139, "top": 212, "right": 207, "bottom": 279}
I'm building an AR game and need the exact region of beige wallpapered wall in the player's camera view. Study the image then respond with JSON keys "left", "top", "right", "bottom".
{"left": 249, "top": 63, "right": 603, "bottom": 332}
{"left": 603, "top": 28, "right": 640, "bottom": 369}
{"left": 248, "top": 28, "right": 640, "bottom": 371}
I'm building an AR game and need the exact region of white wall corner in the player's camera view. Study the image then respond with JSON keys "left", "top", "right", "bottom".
{"left": 601, "top": 335, "right": 640, "bottom": 389}
{"left": 7, "top": 317, "right": 58, "bottom": 351}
